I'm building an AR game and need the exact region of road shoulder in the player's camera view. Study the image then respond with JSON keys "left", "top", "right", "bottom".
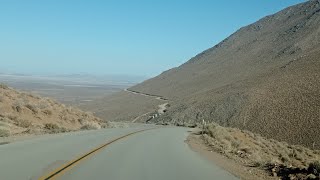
{"left": 186, "top": 132, "right": 275, "bottom": 180}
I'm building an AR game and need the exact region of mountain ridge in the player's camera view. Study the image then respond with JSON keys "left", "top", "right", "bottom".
{"left": 128, "top": 0, "right": 320, "bottom": 149}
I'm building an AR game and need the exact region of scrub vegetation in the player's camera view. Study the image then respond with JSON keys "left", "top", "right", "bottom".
{"left": 0, "top": 84, "right": 109, "bottom": 137}
{"left": 202, "top": 123, "right": 320, "bottom": 179}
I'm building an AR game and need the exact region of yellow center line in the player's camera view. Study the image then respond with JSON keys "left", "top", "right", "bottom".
{"left": 38, "top": 128, "right": 155, "bottom": 180}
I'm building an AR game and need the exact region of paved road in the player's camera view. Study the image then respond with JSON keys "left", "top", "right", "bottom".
{"left": 124, "top": 89, "right": 168, "bottom": 101}
{"left": 0, "top": 127, "right": 237, "bottom": 180}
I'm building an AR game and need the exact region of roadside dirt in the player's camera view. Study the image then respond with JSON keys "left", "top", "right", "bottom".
{"left": 187, "top": 132, "right": 275, "bottom": 180}
{"left": 157, "top": 103, "right": 168, "bottom": 114}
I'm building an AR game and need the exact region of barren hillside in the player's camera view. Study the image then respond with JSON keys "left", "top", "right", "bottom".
{"left": 0, "top": 84, "right": 108, "bottom": 137}
{"left": 128, "top": 0, "right": 320, "bottom": 148}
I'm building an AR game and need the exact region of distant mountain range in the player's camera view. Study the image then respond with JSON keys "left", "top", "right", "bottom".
{"left": 0, "top": 73, "right": 147, "bottom": 85}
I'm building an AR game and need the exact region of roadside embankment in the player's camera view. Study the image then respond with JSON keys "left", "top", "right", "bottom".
{"left": 188, "top": 123, "right": 320, "bottom": 180}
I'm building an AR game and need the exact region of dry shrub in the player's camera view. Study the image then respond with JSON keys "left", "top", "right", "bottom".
{"left": 308, "top": 161, "right": 320, "bottom": 175}
{"left": 15, "top": 119, "right": 32, "bottom": 128}
{"left": 32, "top": 94, "right": 41, "bottom": 100}
{"left": 42, "top": 109, "right": 53, "bottom": 115}
{"left": 203, "top": 123, "right": 241, "bottom": 154}
{"left": 0, "top": 117, "right": 13, "bottom": 125}
{"left": 66, "top": 107, "right": 74, "bottom": 113}
{"left": 7, "top": 114, "right": 18, "bottom": 121}
{"left": 78, "top": 118, "right": 86, "bottom": 125}
{"left": 12, "top": 103, "right": 23, "bottom": 113}
{"left": 6, "top": 115, "right": 32, "bottom": 128}
{"left": 25, "top": 104, "right": 38, "bottom": 114}
{"left": 0, "top": 96, "right": 5, "bottom": 103}
{"left": 0, "top": 121, "right": 6, "bottom": 127}
{"left": 108, "top": 122, "right": 129, "bottom": 128}
{"left": 100, "top": 122, "right": 109, "bottom": 129}
{"left": 0, "top": 128, "right": 10, "bottom": 137}
{"left": 202, "top": 123, "right": 320, "bottom": 178}
{"left": 80, "top": 122, "right": 101, "bottom": 130}
{"left": 44, "top": 123, "right": 59, "bottom": 130}
{"left": 0, "top": 83, "right": 9, "bottom": 89}
{"left": 44, "top": 123, "right": 68, "bottom": 133}
{"left": 36, "top": 103, "right": 48, "bottom": 110}
{"left": 262, "top": 161, "right": 320, "bottom": 179}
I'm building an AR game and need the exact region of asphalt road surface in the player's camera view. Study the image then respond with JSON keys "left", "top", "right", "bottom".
{"left": 0, "top": 126, "right": 237, "bottom": 180}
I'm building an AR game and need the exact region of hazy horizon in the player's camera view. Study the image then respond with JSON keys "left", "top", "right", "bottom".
{"left": 0, "top": 0, "right": 304, "bottom": 77}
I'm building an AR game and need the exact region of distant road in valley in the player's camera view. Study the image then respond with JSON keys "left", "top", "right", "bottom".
{"left": 124, "top": 89, "right": 169, "bottom": 123}
{"left": 124, "top": 89, "right": 168, "bottom": 101}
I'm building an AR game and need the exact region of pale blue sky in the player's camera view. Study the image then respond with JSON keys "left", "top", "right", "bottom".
{"left": 0, "top": 0, "right": 305, "bottom": 77}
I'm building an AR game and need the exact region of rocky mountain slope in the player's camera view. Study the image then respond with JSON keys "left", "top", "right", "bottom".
{"left": 129, "top": 0, "right": 320, "bottom": 149}
{"left": 0, "top": 84, "right": 108, "bottom": 137}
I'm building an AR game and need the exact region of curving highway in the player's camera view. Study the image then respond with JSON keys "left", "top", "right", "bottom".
{"left": 0, "top": 127, "right": 237, "bottom": 180}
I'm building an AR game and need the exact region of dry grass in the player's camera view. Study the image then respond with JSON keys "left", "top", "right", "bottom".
{"left": 202, "top": 123, "right": 320, "bottom": 179}
{"left": 44, "top": 123, "right": 60, "bottom": 130}
{"left": 0, "top": 96, "right": 5, "bottom": 102}
{"left": 42, "top": 109, "right": 53, "bottom": 115}
{"left": 7, "top": 114, "right": 18, "bottom": 121}
{"left": 0, "top": 118, "right": 10, "bottom": 137}
{"left": 44, "top": 123, "right": 68, "bottom": 134}
{"left": 0, "top": 129, "right": 10, "bottom": 137}
{"left": 25, "top": 104, "right": 39, "bottom": 114}
{"left": 108, "top": 121, "right": 130, "bottom": 128}
{"left": 14, "top": 119, "right": 32, "bottom": 128}
{"left": 0, "top": 84, "right": 110, "bottom": 137}
{"left": 309, "top": 161, "right": 320, "bottom": 175}
{"left": 80, "top": 123, "right": 101, "bottom": 130}
{"left": 0, "top": 83, "right": 9, "bottom": 90}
